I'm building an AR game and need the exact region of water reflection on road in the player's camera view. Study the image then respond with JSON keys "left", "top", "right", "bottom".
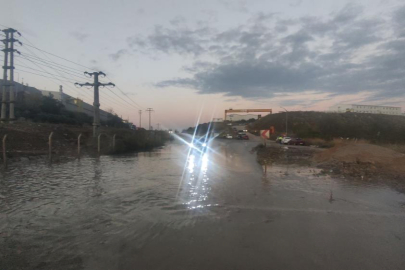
{"left": 1, "top": 139, "right": 405, "bottom": 270}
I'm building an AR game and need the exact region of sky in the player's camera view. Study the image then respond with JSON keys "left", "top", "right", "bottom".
{"left": 1, "top": 0, "right": 405, "bottom": 129}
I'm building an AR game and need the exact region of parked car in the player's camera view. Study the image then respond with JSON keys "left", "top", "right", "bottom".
{"left": 237, "top": 134, "right": 249, "bottom": 140}
{"left": 287, "top": 138, "right": 306, "bottom": 146}
{"left": 226, "top": 134, "right": 233, "bottom": 139}
{"left": 281, "top": 137, "right": 292, "bottom": 144}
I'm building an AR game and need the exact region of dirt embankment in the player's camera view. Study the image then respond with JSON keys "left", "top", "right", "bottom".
{"left": 0, "top": 122, "right": 169, "bottom": 163}
{"left": 255, "top": 140, "right": 405, "bottom": 192}
{"left": 314, "top": 141, "right": 405, "bottom": 182}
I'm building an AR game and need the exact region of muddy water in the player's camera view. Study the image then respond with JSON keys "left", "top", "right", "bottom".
{"left": 1, "top": 140, "right": 404, "bottom": 270}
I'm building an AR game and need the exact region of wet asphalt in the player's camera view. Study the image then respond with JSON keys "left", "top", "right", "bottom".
{"left": 1, "top": 138, "right": 405, "bottom": 270}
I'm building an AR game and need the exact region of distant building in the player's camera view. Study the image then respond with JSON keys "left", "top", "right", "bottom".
{"left": 41, "top": 86, "right": 112, "bottom": 121}
{"left": 227, "top": 114, "right": 258, "bottom": 121}
{"left": 0, "top": 80, "right": 114, "bottom": 121}
{"left": 0, "top": 79, "right": 42, "bottom": 102}
{"left": 329, "top": 104, "right": 402, "bottom": 115}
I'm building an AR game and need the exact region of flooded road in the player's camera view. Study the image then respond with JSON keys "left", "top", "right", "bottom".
{"left": 1, "top": 139, "right": 405, "bottom": 269}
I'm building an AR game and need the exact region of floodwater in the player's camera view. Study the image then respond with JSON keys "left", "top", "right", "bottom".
{"left": 1, "top": 139, "right": 405, "bottom": 270}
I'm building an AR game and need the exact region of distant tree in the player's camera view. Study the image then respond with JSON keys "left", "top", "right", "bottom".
{"left": 40, "top": 95, "right": 64, "bottom": 114}
{"left": 104, "top": 113, "right": 127, "bottom": 128}
{"left": 247, "top": 118, "right": 256, "bottom": 123}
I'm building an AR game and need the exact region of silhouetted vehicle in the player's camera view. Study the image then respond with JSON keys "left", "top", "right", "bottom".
{"left": 287, "top": 138, "right": 306, "bottom": 145}
{"left": 237, "top": 134, "right": 249, "bottom": 140}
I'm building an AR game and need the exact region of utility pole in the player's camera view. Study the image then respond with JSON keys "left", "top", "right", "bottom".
{"left": 157, "top": 123, "right": 160, "bottom": 130}
{"left": 75, "top": 72, "right": 115, "bottom": 137}
{"left": 9, "top": 30, "right": 21, "bottom": 122}
{"left": 1, "top": 31, "right": 9, "bottom": 123}
{"left": 138, "top": 110, "right": 142, "bottom": 128}
{"left": 1, "top": 28, "right": 21, "bottom": 123}
{"left": 146, "top": 108, "right": 154, "bottom": 130}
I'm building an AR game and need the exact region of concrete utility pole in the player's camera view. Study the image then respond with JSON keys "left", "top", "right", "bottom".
{"left": 1, "top": 31, "right": 9, "bottom": 123}
{"left": 9, "top": 30, "right": 20, "bottom": 122}
{"left": 1, "top": 28, "right": 21, "bottom": 123}
{"left": 138, "top": 110, "right": 142, "bottom": 128}
{"left": 75, "top": 72, "right": 115, "bottom": 137}
{"left": 146, "top": 108, "right": 154, "bottom": 130}
{"left": 1, "top": 28, "right": 22, "bottom": 122}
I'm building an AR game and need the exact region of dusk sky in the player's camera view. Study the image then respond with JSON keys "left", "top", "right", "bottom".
{"left": 1, "top": 0, "right": 405, "bottom": 129}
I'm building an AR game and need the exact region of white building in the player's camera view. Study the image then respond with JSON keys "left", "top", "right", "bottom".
{"left": 41, "top": 86, "right": 112, "bottom": 121}
{"left": 329, "top": 104, "right": 402, "bottom": 115}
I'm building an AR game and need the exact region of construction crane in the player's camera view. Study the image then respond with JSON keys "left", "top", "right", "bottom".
{"left": 224, "top": 109, "right": 272, "bottom": 121}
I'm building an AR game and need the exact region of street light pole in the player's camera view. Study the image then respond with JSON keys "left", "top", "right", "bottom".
{"left": 281, "top": 107, "right": 288, "bottom": 136}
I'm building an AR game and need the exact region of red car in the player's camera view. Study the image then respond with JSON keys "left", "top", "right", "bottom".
{"left": 287, "top": 138, "right": 306, "bottom": 145}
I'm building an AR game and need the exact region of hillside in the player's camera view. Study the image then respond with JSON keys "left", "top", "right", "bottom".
{"left": 251, "top": 111, "right": 405, "bottom": 144}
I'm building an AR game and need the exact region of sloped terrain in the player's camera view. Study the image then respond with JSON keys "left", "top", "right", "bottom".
{"left": 251, "top": 111, "right": 405, "bottom": 144}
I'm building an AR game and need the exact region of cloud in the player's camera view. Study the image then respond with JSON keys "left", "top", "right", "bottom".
{"left": 109, "top": 49, "right": 128, "bottom": 61}
{"left": 132, "top": 3, "right": 405, "bottom": 102}
{"left": 70, "top": 31, "right": 89, "bottom": 42}
{"left": 128, "top": 25, "right": 212, "bottom": 56}
{"left": 219, "top": 0, "right": 249, "bottom": 13}
{"left": 170, "top": 16, "right": 186, "bottom": 26}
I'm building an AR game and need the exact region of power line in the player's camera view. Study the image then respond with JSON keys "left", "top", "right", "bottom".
{"left": 20, "top": 33, "right": 145, "bottom": 111}
{"left": 22, "top": 42, "right": 95, "bottom": 71}
{"left": 17, "top": 51, "right": 88, "bottom": 75}
{"left": 14, "top": 62, "right": 79, "bottom": 83}
{"left": 18, "top": 35, "right": 133, "bottom": 113}
{"left": 1, "top": 26, "right": 123, "bottom": 114}
{"left": 105, "top": 76, "right": 144, "bottom": 109}
{"left": 17, "top": 55, "right": 83, "bottom": 86}
{"left": 5, "top": 27, "right": 146, "bottom": 114}
{"left": 18, "top": 56, "right": 93, "bottom": 102}
{"left": 16, "top": 68, "right": 80, "bottom": 85}
{"left": 17, "top": 55, "right": 89, "bottom": 80}
{"left": 101, "top": 89, "right": 140, "bottom": 111}
{"left": 105, "top": 86, "right": 142, "bottom": 110}
{"left": 13, "top": 58, "right": 127, "bottom": 113}
{"left": 17, "top": 45, "right": 94, "bottom": 101}
{"left": 20, "top": 43, "right": 84, "bottom": 84}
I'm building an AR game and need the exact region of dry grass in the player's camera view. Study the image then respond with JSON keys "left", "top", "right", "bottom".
{"left": 305, "top": 138, "right": 335, "bottom": 148}
{"left": 378, "top": 144, "right": 405, "bottom": 154}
